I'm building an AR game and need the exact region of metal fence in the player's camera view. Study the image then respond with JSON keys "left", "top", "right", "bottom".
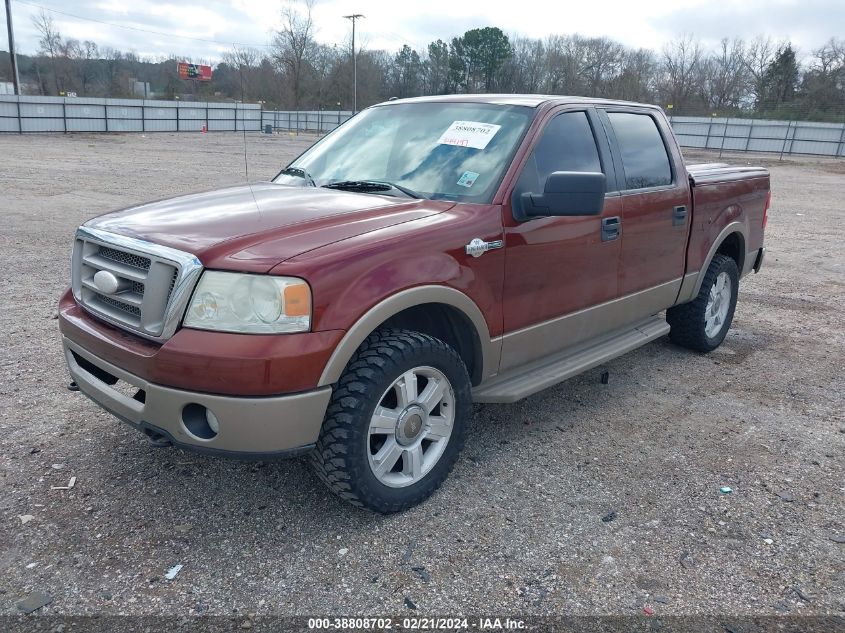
{"left": 0, "top": 95, "right": 262, "bottom": 133}
{"left": 263, "top": 110, "right": 845, "bottom": 158}
{"left": 260, "top": 110, "right": 353, "bottom": 134}
{"left": 3, "top": 96, "right": 844, "bottom": 159}
{"left": 670, "top": 116, "right": 845, "bottom": 158}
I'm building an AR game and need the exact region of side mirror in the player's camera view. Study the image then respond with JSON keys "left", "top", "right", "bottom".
{"left": 519, "top": 171, "right": 606, "bottom": 218}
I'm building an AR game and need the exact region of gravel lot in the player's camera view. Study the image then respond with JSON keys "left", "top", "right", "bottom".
{"left": 0, "top": 132, "right": 843, "bottom": 619}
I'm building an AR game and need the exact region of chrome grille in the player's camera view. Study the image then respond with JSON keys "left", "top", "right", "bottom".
{"left": 71, "top": 227, "right": 203, "bottom": 341}
{"left": 99, "top": 246, "right": 151, "bottom": 271}
{"left": 99, "top": 294, "right": 142, "bottom": 318}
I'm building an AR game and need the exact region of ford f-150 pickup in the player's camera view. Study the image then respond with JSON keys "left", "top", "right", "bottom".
{"left": 59, "top": 94, "right": 769, "bottom": 512}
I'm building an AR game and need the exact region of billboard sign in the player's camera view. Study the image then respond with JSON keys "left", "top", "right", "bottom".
{"left": 178, "top": 62, "right": 212, "bottom": 81}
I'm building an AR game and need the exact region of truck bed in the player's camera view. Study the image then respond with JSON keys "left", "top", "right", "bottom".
{"left": 684, "top": 162, "right": 770, "bottom": 281}
{"left": 687, "top": 162, "right": 769, "bottom": 185}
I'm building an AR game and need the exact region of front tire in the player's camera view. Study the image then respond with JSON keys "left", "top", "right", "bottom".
{"left": 667, "top": 253, "right": 739, "bottom": 352}
{"left": 311, "top": 329, "right": 472, "bottom": 513}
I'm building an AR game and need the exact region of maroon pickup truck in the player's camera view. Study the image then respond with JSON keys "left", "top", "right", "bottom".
{"left": 59, "top": 95, "right": 769, "bottom": 512}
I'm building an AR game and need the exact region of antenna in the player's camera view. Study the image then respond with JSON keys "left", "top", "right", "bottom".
{"left": 237, "top": 65, "right": 260, "bottom": 217}
{"left": 239, "top": 64, "right": 249, "bottom": 181}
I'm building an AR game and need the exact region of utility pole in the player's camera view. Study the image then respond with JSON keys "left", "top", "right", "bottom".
{"left": 4, "top": 0, "right": 20, "bottom": 94}
{"left": 343, "top": 13, "right": 364, "bottom": 113}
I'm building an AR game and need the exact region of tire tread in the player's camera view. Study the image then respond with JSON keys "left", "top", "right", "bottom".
{"left": 310, "top": 329, "right": 470, "bottom": 513}
{"left": 667, "top": 254, "right": 738, "bottom": 352}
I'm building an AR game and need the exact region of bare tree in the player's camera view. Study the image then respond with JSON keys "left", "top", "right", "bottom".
{"left": 498, "top": 37, "right": 545, "bottom": 93}
{"left": 613, "top": 48, "right": 657, "bottom": 102}
{"left": 520, "top": 38, "right": 546, "bottom": 93}
{"left": 223, "top": 46, "right": 264, "bottom": 99}
{"left": 544, "top": 35, "right": 590, "bottom": 94}
{"left": 800, "top": 38, "right": 845, "bottom": 118}
{"left": 704, "top": 38, "right": 750, "bottom": 111}
{"left": 543, "top": 35, "right": 566, "bottom": 94}
{"left": 272, "top": 0, "right": 317, "bottom": 109}
{"left": 224, "top": 46, "right": 262, "bottom": 69}
{"left": 745, "top": 36, "right": 777, "bottom": 108}
{"left": 32, "top": 10, "right": 63, "bottom": 94}
{"left": 659, "top": 35, "right": 706, "bottom": 112}
{"left": 810, "top": 38, "right": 844, "bottom": 75}
{"left": 582, "top": 37, "right": 625, "bottom": 95}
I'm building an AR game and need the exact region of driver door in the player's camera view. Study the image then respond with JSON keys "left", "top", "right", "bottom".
{"left": 499, "top": 107, "right": 623, "bottom": 371}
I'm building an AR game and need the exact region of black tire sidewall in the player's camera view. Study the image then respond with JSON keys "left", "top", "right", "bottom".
{"left": 703, "top": 257, "right": 739, "bottom": 349}
{"left": 321, "top": 331, "right": 472, "bottom": 512}
{"left": 355, "top": 345, "right": 470, "bottom": 506}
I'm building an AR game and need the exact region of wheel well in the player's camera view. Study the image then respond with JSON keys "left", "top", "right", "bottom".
{"left": 380, "top": 303, "right": 483, "bottom": 386}
{"left": 715, "top": 232, "right": 745, "bottom": 273}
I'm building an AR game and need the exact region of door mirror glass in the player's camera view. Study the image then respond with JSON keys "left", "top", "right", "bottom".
{"left": 520, "top": 171, "right": 606, "bottom": 217}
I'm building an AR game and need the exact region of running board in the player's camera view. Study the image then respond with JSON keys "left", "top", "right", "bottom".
{"left": 472, "top": 316, "right": 670, "bottom": 403}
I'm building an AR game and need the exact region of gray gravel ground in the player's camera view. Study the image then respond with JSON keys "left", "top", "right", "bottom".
{"left": 0, "top": 133, "right": 843, "bottom": 618}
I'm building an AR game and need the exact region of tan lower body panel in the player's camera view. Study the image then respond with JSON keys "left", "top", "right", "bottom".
{"left": 63, "top": 337, "right": 331, "bottom": 455}
{"left": 473, "top": 315, "right": 670, "bottom": 403}
{"left": 497, "top": 278, "right": 681, "bottom": 372}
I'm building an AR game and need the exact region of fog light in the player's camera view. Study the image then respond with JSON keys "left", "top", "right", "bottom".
{"left": 181, "top": 403, "right": 219, "bottom": 440}
{"left": 205, "top": 409, "right": 220, "bottom": 434}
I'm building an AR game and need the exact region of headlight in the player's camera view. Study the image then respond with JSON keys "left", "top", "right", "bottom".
{"left": 184, "top": 272, "right": 311, "bottom": 333}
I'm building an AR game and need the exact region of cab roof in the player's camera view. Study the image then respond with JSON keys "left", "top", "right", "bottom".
{"left": 373, "top": 94, "right": 660, "bottom": 110}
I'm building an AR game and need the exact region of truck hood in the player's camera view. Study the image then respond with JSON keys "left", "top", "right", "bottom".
{"left": 86, "top": 182, "right": 452, "bottom": 272}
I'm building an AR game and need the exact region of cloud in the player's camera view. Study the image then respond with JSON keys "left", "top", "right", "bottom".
{"left": 651, "top": 0, "right": 845, "bottom": 54}
{"left": 5, "top": 0, "right": 841, "bottom": 62}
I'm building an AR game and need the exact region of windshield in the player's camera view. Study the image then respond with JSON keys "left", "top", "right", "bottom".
{"left": 273, "top": 102, "right": 534, "bottom": 202}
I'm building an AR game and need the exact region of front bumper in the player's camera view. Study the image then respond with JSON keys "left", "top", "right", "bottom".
{"left": 64, "top": 336, "right": 332, "bottom": 457}
{"left": 58, "top": 288, "right": 344, "bottom": 397}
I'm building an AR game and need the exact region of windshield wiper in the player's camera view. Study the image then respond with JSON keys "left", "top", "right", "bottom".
{"left": 322, "top": 180, "right": 423, "bottom": 199}
{"left": 278, "top": 167, "right": 316, "bottom": 186}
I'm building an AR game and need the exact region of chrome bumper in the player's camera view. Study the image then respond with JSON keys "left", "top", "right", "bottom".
{"left": 63, "top": 337, "right": 331, "bottom": 457}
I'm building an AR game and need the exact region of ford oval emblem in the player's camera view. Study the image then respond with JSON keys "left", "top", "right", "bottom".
{"left": 93, "top": 270, "right": 120, "bottom": 294}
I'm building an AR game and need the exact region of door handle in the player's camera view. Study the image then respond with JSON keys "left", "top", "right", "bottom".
{"left": 673, "top": 205, "right": 688, "bottom": 226}
{"left": 601, "top": 216, "right": 621, "bottom": 242}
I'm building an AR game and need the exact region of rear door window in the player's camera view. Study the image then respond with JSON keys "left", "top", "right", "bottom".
{"left": 606, "top": 112, "right": 672, "bottom": 190}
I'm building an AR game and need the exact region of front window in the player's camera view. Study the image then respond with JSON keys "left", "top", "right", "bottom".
{"left": 274, "top": 102, "right": 534, "bottom": 203}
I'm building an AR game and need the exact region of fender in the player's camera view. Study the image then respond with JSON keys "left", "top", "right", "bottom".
{"left": 317, "top": 285, "right": 499, "bottom": 387}
{"left": 677, "top": 221, "right": 748, "bottom": 304}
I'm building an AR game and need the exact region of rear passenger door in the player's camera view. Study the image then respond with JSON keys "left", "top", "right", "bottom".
{"left": 600, "top": 109, "right": 690, "bottom": 306}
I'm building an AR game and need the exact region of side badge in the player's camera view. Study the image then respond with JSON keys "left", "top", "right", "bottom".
{"left": 465, "top": 238, "right": 504, "bottom": 258}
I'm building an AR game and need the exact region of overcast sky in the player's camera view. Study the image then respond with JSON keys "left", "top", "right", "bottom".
{"left": 4, "top": 0, "right": 843, "bottom": 62}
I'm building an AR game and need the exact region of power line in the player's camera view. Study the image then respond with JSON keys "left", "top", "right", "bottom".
{"left": 14, "top": 0, "right": 273, "bottom": 49}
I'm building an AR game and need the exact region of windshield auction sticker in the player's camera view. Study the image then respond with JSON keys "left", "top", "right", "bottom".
{"left": 437, "top": 121, "right": 502, "bottom": 149}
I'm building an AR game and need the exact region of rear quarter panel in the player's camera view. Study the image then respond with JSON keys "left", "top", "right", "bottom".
{"left": 687, "top": 171, "right": 769, "bottom": 274}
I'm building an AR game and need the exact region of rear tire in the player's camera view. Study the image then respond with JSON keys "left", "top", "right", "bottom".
{"left": 667, "top": 254, "right": 739, "bottom": 352}
{"left": 310, "top": 329, "right": 472, "bottom": 513}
